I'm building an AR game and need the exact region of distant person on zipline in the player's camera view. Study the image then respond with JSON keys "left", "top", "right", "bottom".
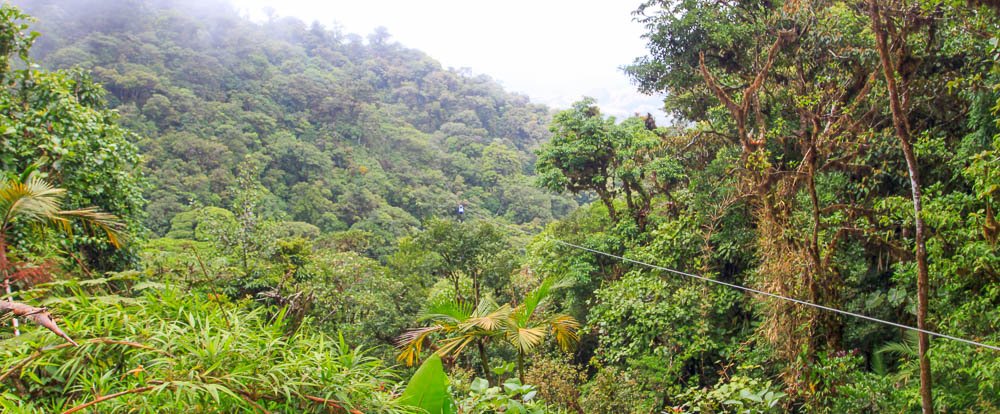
{"left": 457, "top": 203, "right": 465, "bottom": 221}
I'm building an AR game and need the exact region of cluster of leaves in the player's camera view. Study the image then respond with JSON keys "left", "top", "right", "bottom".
{"left": 0, "top": 274, "right": 411, "bottom": 413}
{"left": 458, "top": 377, "right": 545, "bottom": 414}
{"left": 521, "top": 356, "right": 586, "bottom": 413}
{"left": 673, "top": 376, "right": 785, "bottom": 414}
{"left": 0, "top": 4, "right": 143, "bottom": 271}
{"left": 396, "top": 276, "right": 579, "bottom": 384}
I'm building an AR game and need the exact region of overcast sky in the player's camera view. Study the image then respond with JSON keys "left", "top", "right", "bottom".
{"left": 230, "top": 0, "right": 665, "bottom": 121}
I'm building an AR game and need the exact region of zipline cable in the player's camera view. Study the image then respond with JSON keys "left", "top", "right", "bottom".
{"left": 553, "top": 239, "right": 1000, "bottom": 352}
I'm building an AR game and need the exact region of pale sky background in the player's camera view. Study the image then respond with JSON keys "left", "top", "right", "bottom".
{"left": 230, "top": 0, "right": 666, "bottom": 121}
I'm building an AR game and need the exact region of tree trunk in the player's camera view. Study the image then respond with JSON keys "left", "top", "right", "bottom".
{"left": 477, "top": 339, "right": 493, "bottom": 385}
{"left": 517, "top": 350, "right": 525, "bottom": 384}
{"left": 0, "top": 235, "right": 18, "bottom": 336}
{"left": 869, "top": 2, "right": 933, "bottom": 411}
{"left": 596, "top": 187, "right": 617, "bottom": 223}
{"left": 449, "top": 270, "right": 462, "bottom": 303}
{"left": 473, "top": 271, "right": 481, "bottom": 304}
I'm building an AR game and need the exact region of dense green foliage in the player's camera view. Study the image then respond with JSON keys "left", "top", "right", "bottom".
{"left": 0, "top": 274, "right": 411, "bottom": 413}
{"left": 529, "top": 0, "right": 1000, "bottom": 410}
{"left": 0, "top": 6, "right": 143, "bottom": 271}
{"left": 2, "top": 0, "right": 1000, "bottom": 412}
{"left": 18, "top": 0, "right": 574, "bottom": 253}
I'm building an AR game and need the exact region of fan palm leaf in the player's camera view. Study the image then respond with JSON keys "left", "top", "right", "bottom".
{"left": 512, "top": 277, "right": 552, "bottom": 326}
{"left": 508, "top": 326, "right": 546, "bottom": 353}
{"left": 546, "top": 314, "right": 581, "bottom": 352}
{"left": 419, "top": 298, "right": 473, "bottom": 324}
{"left": 436, "top": 333, "right": 478, "bottom": 358}
{"left": 58, "top": 207, "right": 125, "bottom": 247}
{"left": 395, "top": 275, "right": 581, "bottom": 380}
{"left": 1, "top": 175, "right": 65, "bottom": 230}
{"left": 462, "top": 300, "right": 511, "bottom": 333}
{"left": 0, "top": 174, "right": 125, "bottom": 243}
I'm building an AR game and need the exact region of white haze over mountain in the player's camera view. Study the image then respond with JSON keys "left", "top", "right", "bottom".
{"left": 232, "top": 0, "right": 666, "bottom": 122}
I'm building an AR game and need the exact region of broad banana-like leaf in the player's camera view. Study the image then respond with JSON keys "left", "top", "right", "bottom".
{"left": 398, "top": 353, "right": 454, "bottom": 414}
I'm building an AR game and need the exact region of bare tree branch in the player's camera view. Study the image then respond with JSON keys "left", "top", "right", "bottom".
{"left": 60, "top": 385, "right": 157, "bottom": 414}
{"left": 0, "top": 301, "right": 76, "bottom": 346}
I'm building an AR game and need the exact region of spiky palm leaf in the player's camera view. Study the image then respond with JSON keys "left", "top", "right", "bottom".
{"left": 398, "top": 299, "right": 475, "bottom": 365}
{"left": 0, "top": 175, "right": 65, "bottom": 231}
{"left": 508, "top": 277, "right": 579, "bottom": 351}
{"left": 512, "top": 277, "right": 553, "bottom": 326}
{"left": 435, "top": 333, "right": 479, "bottom": 358}
{"left": 877, "top": 330, "right": 921, "bottom": 384}
{"left": 512, "top": 276, "right": 573, "bottom": 325}
{"left": 395, "top": 325, "right": 444, "bottom": 366}
{"left": 58, "top": 207, "right": 125, "bottom": 247}
{"left": 0, "top": 174, "right": 124, "bottom": 243}
{"left": 397, "top": 298, "right": 511, "bottom": 366}
{"left": 508, "top": 326, "right": 546, "bottom": 354}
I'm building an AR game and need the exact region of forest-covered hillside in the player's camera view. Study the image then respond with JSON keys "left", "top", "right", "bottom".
{"left": 19, "top": 0, "right": 575, "bottom": 247}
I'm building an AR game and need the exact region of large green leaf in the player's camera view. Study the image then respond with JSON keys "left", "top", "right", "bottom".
{"left": 398, "top": 354, "right": 454, "bottom": 414}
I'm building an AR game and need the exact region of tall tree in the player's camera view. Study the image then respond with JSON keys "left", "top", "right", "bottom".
{"left": 537, "top": 98, "right": 666, "bottom": 233}
{"left": 867, "top": 0, "right": 936, "bottom": 410}
{"left": 399, "top": 218, "right": 514, "bottom": 303}
{"left": 0, "top": 4, "right": 144, "bottom": 271}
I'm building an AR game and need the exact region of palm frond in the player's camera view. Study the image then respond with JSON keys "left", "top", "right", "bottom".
{"left": 57, "top": 207, "right": 126, "bottom": 247}
{"left": 0, "top": 175, "right": 125, "bottom": 246}
{"left": 877, "top": 330, "right": 918, "bottom": 358}
{"left": 547, "top": 314, "right": 581, "bottom": 352}
{"left": 436, "top": 334, "right": 477, "bottom": 358}
{"left": 395, "top": 325, "right": 442, "bottom": 366}
{"left": 509, "top": 326, "right": 546, "bottom": 353}
{"left": 419, "top": 298, "right": 473, "bottom": 324}
{"left": 516, "top": 277, "right": 554, "bottom": 323}
{"left": 472, "top": 297, "right": 501, "bottom": 317}
{"left": 550, "top": 276, "right": 574, "bottom": 290}
{"left": 876, "top": 330, "right": 921, "bottom": 384}
{"left": 463, "top": 301, "right": 511, "bottom": 333}
{"left": 0, "top": 175, "right": 65, "bottom": 229}
{"left": 514, "top": 276, "right": 572, "bottom": 326}
{"left": 399, "top": 279, "right": 580, "bottom": 372}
